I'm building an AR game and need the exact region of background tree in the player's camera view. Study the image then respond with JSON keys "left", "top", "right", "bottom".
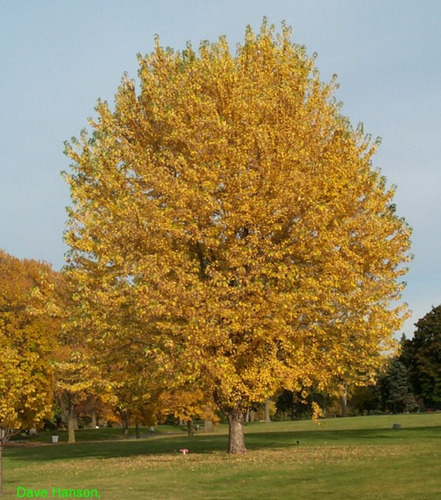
{"left": 63, "top": 267, "right": 167, "bottom": 438}
{"left": 158, "top": 388, "right": 208, "bottom": 436}
{"left": 64, "top": 21, "right": 411, "bottom": 453}
{"left": 0, "top": 251, "right": 59, "bottom": 436}
{"left": 0, "top": 250, "right": 61, "bottom": 493}
{"left": 400, "top": 306, "right": 441, "bottom": 409}
{"left": 110, "top": 354, "right": 162, "bottom": 438}
{"left": 377, "top": 357, "right": 417, "bottom": 413}
{"left": 54, "top": 345, "right": 106, "bottom": 443}
{"left": 347, "top": 385, "right": 379, "bottom": 416}
{"left": 42, "top": 271, "right": 112, "bottom": 444}
{"left": 275, "top": 388, "right": 333, "bottom": 420}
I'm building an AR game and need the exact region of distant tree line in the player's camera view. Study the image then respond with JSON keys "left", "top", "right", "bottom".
{"left": 274, "top": 305, "right": 441, "bottom": 419}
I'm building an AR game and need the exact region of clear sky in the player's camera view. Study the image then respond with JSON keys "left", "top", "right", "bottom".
{"left": 1, "top": 0, "right": 440, "bottom": 338}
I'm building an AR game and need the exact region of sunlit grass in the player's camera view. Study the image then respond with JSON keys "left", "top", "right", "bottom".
{"left": 3, "top": 414, "right": 441, "bottom": 499}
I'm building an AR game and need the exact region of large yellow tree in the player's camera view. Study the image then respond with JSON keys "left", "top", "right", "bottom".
{"left": 64, "top": 22, "right": 411, "bottom": 453}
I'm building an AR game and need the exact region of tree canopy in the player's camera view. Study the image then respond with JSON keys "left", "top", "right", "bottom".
{"left": 64, "top": 21, "right": 411, "bottom": 453}
{"left": 401, "top": 305, "right": 441, "bottom": 409}
{"left": 0, "top": 250, "right": 60, "bottom": 439}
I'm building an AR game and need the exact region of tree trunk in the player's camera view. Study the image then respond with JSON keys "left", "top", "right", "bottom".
{"left": 122, "top": 414, "right": 129, "bottom": 437}
{"left": 0, "top": 428, "right": 12, "bottom": 494}
{"left": 91, "top": 410, "right": 97, "bottom": 429}
{"left": 67, "top": 398, "right": 76, "bottom": 443}
{"left": 0, "top": 437, "right": 3, "bottom": 495}
{"left": 245, "top": 408, "right": 255, "bottom": 423}
{"left": 265, "top": 399, "right": 271, "bottom": 423}
{"left": 186, "top": 420, "right": 194, "bottom": 437}
{"left": 135, "top": 421, "right": 140, "bottom": 439}
{"left": 204, "top": 419, "right": 214, "bottom": 432}
{"left": 226, "top": 405, "right": 246, "bottom": 454}
{"left": 341, "top": 385, "right": 348, "bottom": 417}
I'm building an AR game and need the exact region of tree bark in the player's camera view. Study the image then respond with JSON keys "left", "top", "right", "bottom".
{"left": 204, "top": 419, "right": 214, "bottom": 432}
{"left": 122, "top": 413, "right": 129, "bottom": 437}
{"left": 67, "top": 398, "right": 76, "bottom": 443}
{"left": 265, "top": 399, "right": 271, "bottom": 423}
{"left": 186, "top": 420, "right": 194, "bottom": 437}
{"left": 341, "top": 385, "right": 348, "bottom": 417}
{"left": 0, "top": 437, "right": 3, "bottom": 495}
{"left": 91, "top": 410, "right": 97, "bottom": 429}
{"left": 226, "top": 405, "right": 246, "bottom": 454}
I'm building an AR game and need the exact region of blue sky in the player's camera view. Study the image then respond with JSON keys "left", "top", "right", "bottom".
{"left": 1, "top": 1, "right": 440, "bottom": 338}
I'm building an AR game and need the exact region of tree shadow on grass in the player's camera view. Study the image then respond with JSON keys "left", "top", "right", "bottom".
{"left": 5, "top": 425, "right": 441, "bottom": 463}
{"left": 4, "top": 434, "right": 229, "bottom": 462}
{"left": 246, "top": 425, "right": 441, "bottom": 450}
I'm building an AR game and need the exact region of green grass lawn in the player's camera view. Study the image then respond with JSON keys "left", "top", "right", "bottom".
{"left": 2, "top": 414, "right": 441, "bottom": 499}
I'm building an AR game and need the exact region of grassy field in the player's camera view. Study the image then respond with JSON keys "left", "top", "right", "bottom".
{"left": 2, "top": 414, "right": 441, "bottom": 499}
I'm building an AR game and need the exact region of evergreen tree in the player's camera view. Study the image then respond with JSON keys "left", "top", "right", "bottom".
{"left": 377, "top": 358, "right": 416, "bottom": 413}
{"left": 400, "top": 306, "right": 441, "bottom": 409}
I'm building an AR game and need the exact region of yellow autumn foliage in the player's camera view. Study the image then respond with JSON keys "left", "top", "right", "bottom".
{"left": 0, "top": 250, "right": 60, "bottom": 437}
{"left": 64, "top": 21, "right": 411, "bottom": 452}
